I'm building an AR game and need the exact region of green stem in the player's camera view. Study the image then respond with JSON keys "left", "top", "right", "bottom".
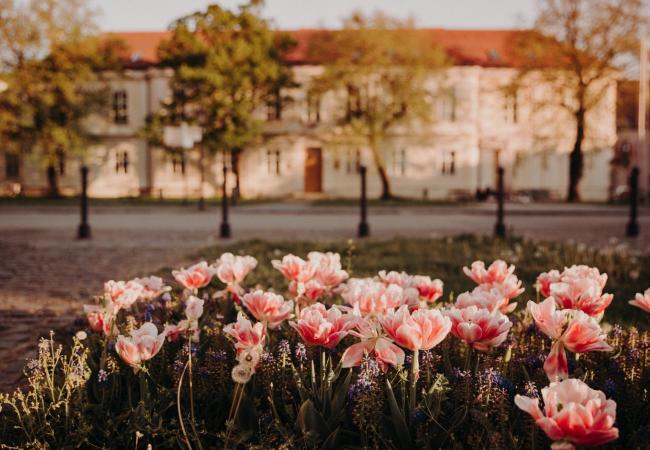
{"left": 410, "top": 349, "right": 419, "bottom": 419}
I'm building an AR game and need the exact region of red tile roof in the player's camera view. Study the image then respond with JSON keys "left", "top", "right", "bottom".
{"left": 105, "top": 28, "right": 523, "bottom": 68}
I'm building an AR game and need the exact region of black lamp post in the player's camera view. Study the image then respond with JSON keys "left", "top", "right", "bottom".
{"left": 77, "top": 164, "right": 91, "bottom": 239}
{"left": 626, "top": 166, "right": 640, "bottom": 237}
{"left": 358, "top": 165, "right": 370, "bottom": 237}
{"left": 220, "top": 161, "right": 231, "bottom": 239}
{"left": 494, "top": 166, "right": 506, "bottom": 238}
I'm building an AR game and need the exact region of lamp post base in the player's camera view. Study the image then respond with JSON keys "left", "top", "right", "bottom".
{"left": 358, "top": 222, "right": 370, "bottom": 238}
{"left": 77, "top": 224, "right": 91, "bottom": 239}
{"left": 626, "top": 222, "right": 639, "bottom": 238}
{"left": 494, "top": 223, "right": 506, "bottom": 238}
{"left": 220, "top": 222, "right": 231, "bottom": 239}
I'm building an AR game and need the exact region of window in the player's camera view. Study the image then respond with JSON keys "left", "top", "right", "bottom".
{"left": 504, "top": 90, "right": 518, "bottom": 124}
{"left": 441, "top": 151, "right": 456, "bottom": 175}
{"left": 391, "top": 149, "right": 407, "bottom": 176}
{"left": 346, "top": 149, "right": 360, "bottom": 174}
{"left": 171, "top": 153, "right": 185, "bottom": 174}
{"left": 112, "top": 90, "right": 128, "bottom": 124}
{"left": 115, "top": 151, "right": 129, "bottom": 173}
{"left": 5, "top": 153, "right": 19, "bottom": 179}
{"left": 307, "top": 92, "right": 321, "bottom": 124}
{"left": 437, "top": 88, "right": 456, "bottom": 122}
{"left": 267, "top": 90, "right": 282, "bottom": 121}
{"left": 266, "top": 149, "right": 281, "bottom": 175}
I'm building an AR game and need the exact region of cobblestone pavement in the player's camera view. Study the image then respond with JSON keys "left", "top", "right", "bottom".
{"left": 0, "top": 202, "right": 648, "bottom": 391}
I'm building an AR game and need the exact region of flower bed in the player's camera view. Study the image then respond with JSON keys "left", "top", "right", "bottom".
{"left": 1, "top": 237, "right": 649, "bottom": 449}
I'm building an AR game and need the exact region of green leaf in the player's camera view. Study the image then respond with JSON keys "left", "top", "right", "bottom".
{"left": 297, "top": 399, "right": 329, "bottom": 442}
{"left": 385, "top": 379, "right": 413, "bottom": 449}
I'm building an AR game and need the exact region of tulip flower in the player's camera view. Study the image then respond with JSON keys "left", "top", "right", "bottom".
{"left": 341, "top": 278, "right": 418, "bottom": 316}
{"left": 223, "top": 312, "right": 267, "bottom": 354}
{"left": 629, "top": 288, "right": 650, "bottom": 313}
{"left": 104, "top": 280, "right": 144, "bottom": 310}
{"left": 83, "top": 303, "right": 117, "bottom": 335}
{"left": 455, "top": 285, "right": 517, "bottom": 314}
{"left": 212, "top": 253, "right": 257, "bottom": 292}
{"left": 341, "top": 318, "right": 405, "bottom": 371}
{"left": 172, "top": 261, "right": 214, "bottom": 290}
{"left": 445, "top": 306, "right": 512, "bottom": 351}
{"left": 377, "top": 270, "right": 414, "bottom": 288}
{"left": 241, "top": 290, "right": 293, "bottom": 329}
{"left": 273, "top": 252, "right": 348, "bottom": 303}
{"left": 131, "top": 275, "right": 170, "bottom": 300}
{"left": 289, "top": 303, "right": 357, "bottom": 348}
{"left": 537, "top": 265, "right": 612, "bottom": 318}
{"left": 412, "top": 275, "right": 444, "bottom": 303}
{"left": 272, "top": 254, "right": 307, "bottom": 281}
{"left": 380, "top": 305, "right": 451, "bottom": 352}
{"left": 515, "top": 378, "right": 619, "bottom": 449}
{"left": 463, "top": 260, "right": 515, "bottom": 285}
{"left": 115, "top": 322, "right": 166, "bottom": 370}
{"left": 528, "top": 298, "right": 612, "bottom": 381}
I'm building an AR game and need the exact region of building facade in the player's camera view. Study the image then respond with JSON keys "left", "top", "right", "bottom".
{"left": 0, "top": 30, "right": 617, "bottom": 201}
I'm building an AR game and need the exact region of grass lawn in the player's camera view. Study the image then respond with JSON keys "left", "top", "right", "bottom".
{"left": 187, "top": 235, "right": 650, "bottom": 328}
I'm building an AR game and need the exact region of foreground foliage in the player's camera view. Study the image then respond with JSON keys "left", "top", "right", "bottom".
{"left": 1, "top": 236, "right": 649, "bottom": 449}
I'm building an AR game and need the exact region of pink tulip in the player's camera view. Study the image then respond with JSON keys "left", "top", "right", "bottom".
{"left": 307, "top": 251, "right": 349, "bottom": 286}
{"left": 212, "top": 253, "right": 257, "bottom": 287}
{"left": 83, "top": 304, "right": 116, "bottom": 335}
{"left": 223, "top": 312, "right": 267, "bottom": 354}
{"left": 378, "top": 270, "right": 414, "bottom": 288}
{"left": 455, "top": 285, "right": 517, "bottom": 314}
{"left": 115, "top": 322, "right": 166, "bottom": 370}
{"left": 463, "top": 260, "right": 515, "bottom": 285}
{"left": 104, "top": 280, "right": 144, "bottom": 310}
{"left": 272, "top": 254, "right": 307, "bottom": 281}
{"left": 241, "top": 290, "right": 293, "bottom": 329}
{"left": 412, "top": 275, "right": 444, "bottom": 303}
{"left": 528, "top": 298, "right": 612, "bottom": 381}
{"left": 341, "top": 278, "right": 417, "bottom": 316}
{"left": 172, "top": 262, "right": 214, "bottom": 290}
{"left": 527, "top": 297, "right": 567, "bottom": 340}
{"left": 185, "top": 295, "right": 204, "bottom": 321}
{"left": 289, "top": 279, "right": 327, "bottom": 303}
{"left": 629, "top": 288, "right": 650, "bottom": 313}
{"left": 380, "top": 305, "right": 451, "bottom": 351}
{"left": 515, "top": 378, "right": 619, "bottom": 449}
{"left": 131, "top": 276, "right": 169, "bottom": 300}
{"left": 537, "top": 265, "right": 611, "bottom": 318}
{"left": 273, "top": 252, "right": 348, "bottom": 303}
{"left": 290, "top": 303, "right": 357, "bottom": 348}
{"left": 341, "top": 318, "right": 405, "bottom": 371}
{"left": 536, "top": 269, "right": 562, "bottom": 297}
{"left": 445, "top": 306, "right": 512, "bottom": 352}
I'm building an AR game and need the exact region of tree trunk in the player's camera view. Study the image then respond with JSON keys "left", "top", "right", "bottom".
{"left": 369, "top": 136, "right": 393, "bottom": 200}
{"left": 231, "top": 149, "right": 241, "bottom": 205}
{"left": 567, "top": 108, "right": 585, "bottom": 202}
{"left": 46, "top": 164, "right": 60, "bottom": 198}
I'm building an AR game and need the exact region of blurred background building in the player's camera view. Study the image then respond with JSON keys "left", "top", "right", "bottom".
{"left": 0, "top": 29, "right": 618, "bottom": 201}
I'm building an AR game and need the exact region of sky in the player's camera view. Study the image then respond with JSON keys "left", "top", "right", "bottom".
{"left": 90, "top": 0, "right": 537, "bottom": 31}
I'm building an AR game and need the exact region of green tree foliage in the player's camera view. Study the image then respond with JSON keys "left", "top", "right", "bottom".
{"left": 0, "top": 0, "right": 123, "bottom": 196}
{"left": 153, "top": 1, "right": 294, "bottom": 197}
{"left": 515, "top": 0, "right": 647, "bottom": 202}
{"left": 308, "top": 12, "right": 449, "bottom": 200}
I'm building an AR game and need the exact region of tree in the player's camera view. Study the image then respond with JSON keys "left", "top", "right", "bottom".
{"left": 516, "top": 0, "right": 647, "bottom": 202}
{"left": 308, "top": 12, "right": 448, "bottom": 200}
{"left": 0, "top": 0, "right": 122, "bottom": 196}
{"left": 153, "top": 1, "right": 292, "bottom": 199}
